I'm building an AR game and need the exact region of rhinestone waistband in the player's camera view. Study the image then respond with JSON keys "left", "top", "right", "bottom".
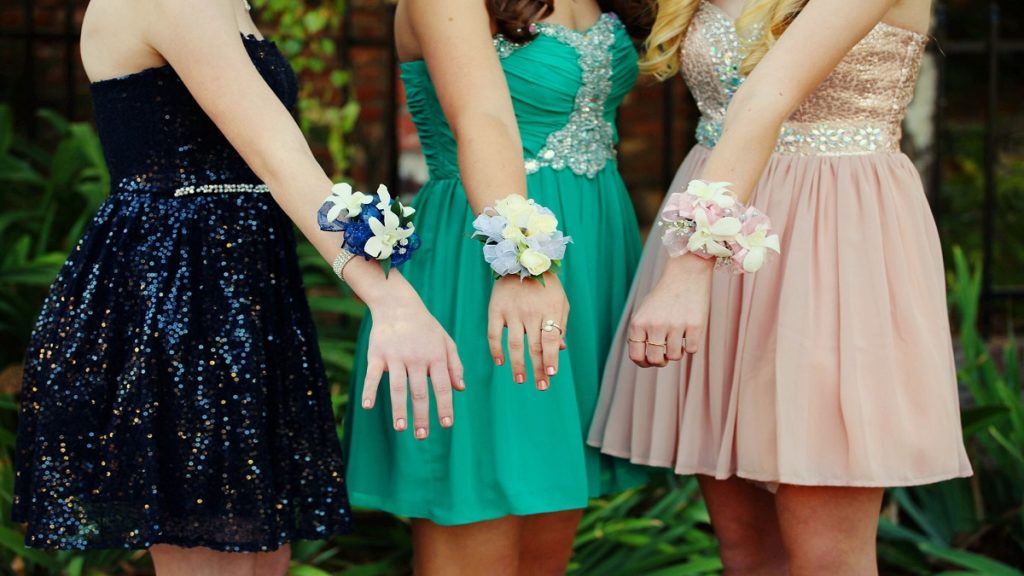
{"left": 173, "top": 183, "right": 270, "bottom": 198}
{"left": 696, "top": 117, "right": 901, "bottom": 156}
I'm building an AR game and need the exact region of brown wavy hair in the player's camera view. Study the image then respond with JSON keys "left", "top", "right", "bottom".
{"left": 487, "top": 0, "right": 655, "bottom": 43}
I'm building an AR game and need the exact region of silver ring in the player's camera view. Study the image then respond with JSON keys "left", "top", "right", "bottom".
{"left": 542, "top": 320, "right": 563, "bottom": 335}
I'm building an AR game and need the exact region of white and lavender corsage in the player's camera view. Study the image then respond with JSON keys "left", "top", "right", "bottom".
{"left": 318, "top": 183, "right": 420, "bottom": 275}
{"left": 471, "top": 194, "right": 571, "bottom": 282}
{"left": 660, "top": 180, "right": 780, "bottom": 273}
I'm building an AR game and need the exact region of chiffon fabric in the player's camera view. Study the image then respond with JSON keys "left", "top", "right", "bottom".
{"left": 345, "top": 14, "right": 650, "bottom": 525}
{"left": 588, "top": 3, "right": 973, "bottom": 486}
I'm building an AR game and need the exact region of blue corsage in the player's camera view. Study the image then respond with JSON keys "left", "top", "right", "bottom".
{"left": 318, "top": 183, "right": 420, "bottom": 275}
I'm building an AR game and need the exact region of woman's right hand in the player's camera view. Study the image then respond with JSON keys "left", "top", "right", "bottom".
{"left": 361, "top": 284, "right": 465, "bottom": 441}
{"left": 488, "top": 273, "right": 569, "bottom": 390}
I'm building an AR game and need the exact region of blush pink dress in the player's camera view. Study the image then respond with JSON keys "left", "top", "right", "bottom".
{"left": 588, "top": 2, "right": 973, "bottom": 487}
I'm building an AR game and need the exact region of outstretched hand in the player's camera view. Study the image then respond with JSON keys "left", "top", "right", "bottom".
{"left": 488, "top": 273, "right": 569, "bottom": 390}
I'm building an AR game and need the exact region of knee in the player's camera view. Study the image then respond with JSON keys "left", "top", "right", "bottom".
{"left": 713, "top": 518, "right": 786, "bottom": 575}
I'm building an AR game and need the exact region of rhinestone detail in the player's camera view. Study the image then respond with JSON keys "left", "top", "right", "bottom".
{"left": 696, "top": 116, "right": 898, "bottom": 156}
{"left": 173, "top": 183, "right": 270, "bottom": 198}
{"left": 494, "top": 14, "right": 621, "bottom": 179}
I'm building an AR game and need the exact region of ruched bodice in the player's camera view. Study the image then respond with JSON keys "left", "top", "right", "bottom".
{"left": 400, "top": 13, "right": 637, "bottom": 180}
{"left": 682, "top": 2, "right": 927, "bottom": 155}
{"left": 89, "top": 36, "right": 297, "bottom": 196}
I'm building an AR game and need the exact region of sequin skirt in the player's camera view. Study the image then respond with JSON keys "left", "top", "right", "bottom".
{"left": 12, "top": 189, "right": 351, "bottom": 551}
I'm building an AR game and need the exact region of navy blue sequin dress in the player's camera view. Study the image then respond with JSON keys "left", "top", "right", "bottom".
{"left": 12, "top": 36, "right": 352, "bottom": 551}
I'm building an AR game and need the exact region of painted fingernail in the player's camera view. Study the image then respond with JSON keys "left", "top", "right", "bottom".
{"left": 538, "top": 381, "right": 549, "bottom": 391}
{"left": 441, "top": 416, "right": 453, "bottom": 427}
{"left": 459, "top": 379, "right": 466, "bottom": 390}
{"left": 362, "top": 399, "right": 372, "bottom": 409}
{"left": 395, "top": 418, "right": 406, "bottom": 431}
{"left": 415, "top": 427, "right": 427, "bottom": 439}
{"left": 515, "top": 373, "right": 526, "bottom": 384}
{"left": 495, "top": 357, "right": 504, "bottom": 366}
{"left": 546, "top": 366, "right": 556, "bottom": 376}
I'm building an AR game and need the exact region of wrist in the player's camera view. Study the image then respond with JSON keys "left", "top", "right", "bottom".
{"left": 664, "top": 253, "right": 714, "bottom": 280}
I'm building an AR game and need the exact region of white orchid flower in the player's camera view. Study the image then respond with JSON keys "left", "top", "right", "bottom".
{"left": 401, "top": 204, "right": 416, "bottom": 217}
{"left": 365, "top": 210, "right": 415, "bottom": 259}
{"left": 375, "top": 184, "right": 392, "bottom": 211}
{"left": 686, "top": 180, "right": 736, "bottom": 209}
{"left": 736, "top": 225, "right": 781, "bottom": 272}
{"left": 687, "top": 207, "right": 741, "bottom": 258}
{"left": 324, "top": 182, "right": 373, "bottom": 221}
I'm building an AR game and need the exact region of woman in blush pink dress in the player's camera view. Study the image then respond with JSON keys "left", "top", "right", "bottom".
{"left": 588, "top": 0, "right": 972, "bottom": 573}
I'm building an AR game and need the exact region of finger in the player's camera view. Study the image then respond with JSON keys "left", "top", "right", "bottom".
{"left": 539, "top": 319, "right": 561, "bottom": 386}
{"left": 645, "top": 326, "right": 669, "bottom": 368}
{"left": 387, "top": 361, "right": 408, "bottom": 432}
{"left": 684, "top": 323, "right": 704, "bottom": 355}
{"left": 627, "top": 320, "right": 649, "bottom": 367}
{"left": 446, "top": 337, "right": 466, "bottom": 392}
{"left": 560, "top": 302, "right": 570, "bottom": 351}
{"left": 362, "top": 356, "right": 385, "bottom": 410}
{"left": 506, "top": 318, "right": 527, "bottom": 385}
{"left": 488, "top": 309, "right": 506, "bottom": 366}
{"left": 409, "top": 364, "right": 430, "bottom": 440}
{"left": 665, "top": 328, "right": 686, "bottom": 362}
{"left": 526, "top": 317, "right": 549, "bottom": 390}
{"left": 430, "top": 362, "right": 454, "bottom": 429}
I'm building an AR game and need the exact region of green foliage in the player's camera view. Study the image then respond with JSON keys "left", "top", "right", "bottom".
{"left": 251, "top": 0, "right": 360, "bottom": 177}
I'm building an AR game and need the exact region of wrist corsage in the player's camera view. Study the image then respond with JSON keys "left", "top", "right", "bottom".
{"left": 318, "top": 183, "right": 420, "bottom": 276}
{"left": 471, "top": 194, "right": 571, "bottom": 282}
{"left": 659, "top": 180, "right": 780, "bottom": 273}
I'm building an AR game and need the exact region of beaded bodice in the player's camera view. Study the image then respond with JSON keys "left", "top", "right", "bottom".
{"left": 682, "top": 2, "right": 927, "bottom": 155}
{"left": 90, "top": 36, "right": 297, "bottom": 196}
{"left": 400, "top": 13, "right": 637, "bottom": 181}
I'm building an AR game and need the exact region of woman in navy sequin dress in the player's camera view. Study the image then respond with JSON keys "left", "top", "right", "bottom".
{"left": 13, "top": 0, "right": 464, "bottom": 571}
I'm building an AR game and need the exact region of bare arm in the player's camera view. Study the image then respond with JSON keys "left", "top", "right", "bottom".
{"left": 407, "top": 0, "right": 528, "bottom": 213}
{"left": 699, "top": 0, "right": 900, "bottom": 203}
{"left": 141, "top": 0, "right": 463, "bottom": 437}
{"left": 404, "top": 0, "right": 569, "bottom": 390}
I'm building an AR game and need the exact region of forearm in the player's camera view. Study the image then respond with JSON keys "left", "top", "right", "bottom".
{"left": 454, "top": 112, "right": 529, "bottom": 214}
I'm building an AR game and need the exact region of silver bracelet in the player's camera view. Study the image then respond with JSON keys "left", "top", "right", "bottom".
{"left": 331, "top": 250, "right": 357, "bottom": 283}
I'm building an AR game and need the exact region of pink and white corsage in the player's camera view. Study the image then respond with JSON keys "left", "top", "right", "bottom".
{"left": 660, "top": 180, "right": 780, "bottom": 273}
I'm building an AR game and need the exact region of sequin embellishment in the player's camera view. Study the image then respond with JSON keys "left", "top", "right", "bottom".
{"left": 495, "top": 14, "right": 621, "bottom": 179}
{"left": 696, "top": 117, "right": 897, "bottom": 156}
{"left": 173, "top": 183, "right": 270, "bottom": 197}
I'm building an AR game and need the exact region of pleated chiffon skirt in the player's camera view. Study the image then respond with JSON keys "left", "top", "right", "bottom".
{"left": 589, "top": 146, "right": 973, "bottom": 487}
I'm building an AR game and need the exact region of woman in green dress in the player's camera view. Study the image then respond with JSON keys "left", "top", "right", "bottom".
{"left": 346, "top": 0, "right": 648, "bottom": 572}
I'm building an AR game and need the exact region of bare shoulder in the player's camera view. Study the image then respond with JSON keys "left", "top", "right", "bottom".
{"left": 394, "top": 0, "right": 421, "bottom": 62}
{"left": 80, "top": 0, "right": 163, "bottom": 82}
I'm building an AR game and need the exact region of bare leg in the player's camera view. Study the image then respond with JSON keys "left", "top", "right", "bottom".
{"left": 518, "top": 509, "right": 584, "bottom": 576}
{"left": 253, "top": 544, "right": 291, "bottom": 576}
{"left": 697, "top": 475, "right": 788, "bottom": 575}
{"left": 412, "top": 516, "right": 521, "bottom": 576}
{"left": 151, "top": 544, "right": 254, "bottom": 576}
{"left": 775, "top": 485, "right": 884, "bottom": 576}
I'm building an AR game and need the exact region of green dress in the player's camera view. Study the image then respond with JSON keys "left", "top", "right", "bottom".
{"left": 345, "top": 13, "right": 647, "bottom": 525}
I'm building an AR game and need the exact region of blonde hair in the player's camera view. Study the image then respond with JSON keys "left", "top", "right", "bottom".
{"left": 638, "top": 0, "right": 807, "bottom": 81}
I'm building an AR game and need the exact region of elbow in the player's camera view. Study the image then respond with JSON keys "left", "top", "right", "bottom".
{"left": 449, "top": 109, "right": 518, "bottom": 147}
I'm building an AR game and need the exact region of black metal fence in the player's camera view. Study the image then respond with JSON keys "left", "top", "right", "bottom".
{"left": 1, "top": 0, "right": 1019, "bottom": 334}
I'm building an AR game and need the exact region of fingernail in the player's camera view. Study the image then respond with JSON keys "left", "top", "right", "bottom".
{"left": 495, "top": 357, "right": 504, "bottom": 366}
{"left": 538, "top": 381, "right": 549, "bottom": 391}
{"left": 441, "top": 416, "right": 453, "bottom": 427}
{"left": 459, "top": 379, "right": 466, "bottom": 390}
{"left": 415, "top": 427, "right": 427, "bottom": 439}
{"left": 515, "top": 373, "right": 526, "bottom": 384}
{"left": 395, "top": 418, "right": 406, "bottom": 431}
{"left": 546, "top": 366, "right": 556, "bottom": 376}
{"left": 362, "top": 399, "right": 372, "bottom": 409}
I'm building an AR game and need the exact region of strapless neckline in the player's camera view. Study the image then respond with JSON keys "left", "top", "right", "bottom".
{"left": 90, "top": 34, "right": 275, "bottom": 87}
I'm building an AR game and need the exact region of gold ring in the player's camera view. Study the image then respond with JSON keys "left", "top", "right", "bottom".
{"left": 627, "top": 336, "right": 646, "bottom": 343}
{"left": 646, "top": 341, "right": 667, "bottom": 347}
